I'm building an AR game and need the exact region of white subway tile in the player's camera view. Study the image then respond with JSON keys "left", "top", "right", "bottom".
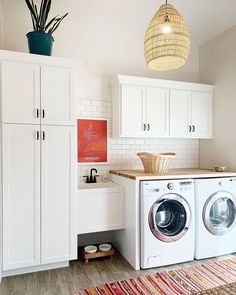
{"left": 91, "top": 112, "right": 102, "bottom": 118}
{"left": 80, "top": 100, "right": 91, "bottom": 106}
{"left": 79, "top": 105, "right": 86, "bottom": 111}
{"left": 81, "top": 111, "right": 92, "bottom": 117}
{"left": 127, "top": 139, "right": 136, "bottom": 144}
{"left": 92, "top": 100, "right": 102, "bottom": 106}
{"left": 112, "top": 145, "right": 122, "bottom": 150}
{"left": 86, "top": 106, "right": 97, "bottom": 112}
{"left": 135, "top": 139, "right": 145, "bottom": 144}
{"left": 116, "top": 139, "right": 127, "bottom": 144}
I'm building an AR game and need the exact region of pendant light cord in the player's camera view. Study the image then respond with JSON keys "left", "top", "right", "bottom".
{"left": 165, "top": 0, "right": 169, "bottom": 22}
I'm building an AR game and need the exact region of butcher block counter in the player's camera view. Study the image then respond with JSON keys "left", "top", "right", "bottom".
{"left": 109, "top": 168, "right": 236, "bottom": 180}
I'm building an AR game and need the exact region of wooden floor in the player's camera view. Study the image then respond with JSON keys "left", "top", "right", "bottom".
{"left": 0, "top": 253, "right": 235, "bottom": 295}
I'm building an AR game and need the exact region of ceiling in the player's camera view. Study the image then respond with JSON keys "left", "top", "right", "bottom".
{"left": 2, "top": 0, "right": 236, "bottom": 47}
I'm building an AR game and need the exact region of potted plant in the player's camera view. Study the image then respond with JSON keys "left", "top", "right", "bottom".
{"left": 25, "top": 0, "right": 68, "bottom": 56}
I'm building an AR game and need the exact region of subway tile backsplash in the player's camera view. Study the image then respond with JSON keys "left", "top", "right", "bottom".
{"left": 77, "top": 99, "right": 199, "bottom": 183}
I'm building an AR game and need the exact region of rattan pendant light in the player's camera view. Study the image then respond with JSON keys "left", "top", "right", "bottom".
{"left": 144, "top": 0, "right": 190, "bottom": 71}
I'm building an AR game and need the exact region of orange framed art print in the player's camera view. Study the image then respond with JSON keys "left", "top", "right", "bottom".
{"left": 77, "top": 118, "right": 108, "bottom": 164}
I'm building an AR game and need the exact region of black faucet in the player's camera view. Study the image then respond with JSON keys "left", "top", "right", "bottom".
{"left": 83, "top": 168, "right": 99, "bottom": 183}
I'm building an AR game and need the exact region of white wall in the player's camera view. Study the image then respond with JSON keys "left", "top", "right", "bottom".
{"left": 0, "top": 0, "right": 3, "bottom": 281}
{"left": 199, "top": 25, "right": 236, "bottom": 169}
{"left": 0, "top": 0, "right": 3, "bottom": 48}
{"left": 1, "top": 0, "right": 199, "bottom": 100}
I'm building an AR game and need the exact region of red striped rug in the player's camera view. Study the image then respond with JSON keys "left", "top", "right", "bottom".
{"left": 76, "top": 257, "right": 236, "bottom": 295}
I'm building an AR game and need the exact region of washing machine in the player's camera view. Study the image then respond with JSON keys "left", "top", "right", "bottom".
{"left": 140, "top": 179, "right": 195, "bottom": 269}
{"left": 195, "top": 178, "right": 236, "bottom": 260}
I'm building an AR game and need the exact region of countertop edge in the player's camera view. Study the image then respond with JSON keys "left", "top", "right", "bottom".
{"left": 109, "top": 169, "right": 236, "bottom": 180}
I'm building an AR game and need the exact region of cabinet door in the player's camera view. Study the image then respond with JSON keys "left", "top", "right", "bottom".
{"left": 1, "top": 61, "right": 40, "bottom": 124}
{"left": 41, "top": 125, "right": 77, "bottom": 264}
{"left": 170, "top": 89, "right": 191, "bottom": 138}
{"left": 191, "top": 91, "right": 213, "bottom": 138}
{"left": 146, "top": 87, "right": 169, "bottom": 137}
{"left": 77, "top": 189, "right": 124, "bottom": 234}
{"left": 41, "top": 66, "right": 74, "bottom": 126}
{"left": 2, "top": 124, "right": 40, "bottom": 270}
{"left": 121, "top": 85, "right": 146, "bottom": 137}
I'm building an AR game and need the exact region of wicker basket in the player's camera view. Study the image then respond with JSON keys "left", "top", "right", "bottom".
{"left": 137, "top": 152, "right": 176, "bottom": 174}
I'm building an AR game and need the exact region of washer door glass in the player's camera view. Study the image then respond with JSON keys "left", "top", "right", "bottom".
{"left": 149, "top": 194, "right": 191, "bottom": 243}
{"left": 203, "top": 192, "right": 236, "bottom": 236}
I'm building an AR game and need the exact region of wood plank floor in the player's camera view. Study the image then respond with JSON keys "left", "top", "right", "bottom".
{"left": 0, "top": 253, "right": 235, "bottom": 295}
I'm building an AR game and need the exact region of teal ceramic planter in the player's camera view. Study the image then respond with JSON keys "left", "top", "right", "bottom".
{"left": 27, "top": 31, "right": 54, "bottom": 56}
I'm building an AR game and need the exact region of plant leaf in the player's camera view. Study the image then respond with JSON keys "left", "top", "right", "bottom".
{"left": 25, "top": 0, "right": 67, "bottom": 33}
{"left": 44, "top": 15, "right": 58, "bottom": 32}
{"left": 30, "top": 12, "right": 37, "bottom": 30}
{"left": 39, "top": 0, "right": 48, "bottom": 30}
{"left": 25, "top": 0, "right": 38, "bottom": 27}
{"left": 48, "top": 13, "right": 68, "bottom": 35}
{"left": 41, "top": 0, "right": 51, "bottom": 30}
{"left": 39, "top": 0, "right": 45, "bottom": 29}
{"left": 34, "top": 4, "right": 39, "bottom": 30}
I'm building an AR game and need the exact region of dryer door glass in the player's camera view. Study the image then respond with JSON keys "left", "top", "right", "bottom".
{"left": 149, "top": 194, "right": 191, "bottom": 243}
{"left": 203, "top": 192, "right": 236, "bottom": 236}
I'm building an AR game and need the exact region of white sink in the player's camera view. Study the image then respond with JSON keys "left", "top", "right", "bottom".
{"left": 78, "top": 182, "right": 121, "bottom": 190}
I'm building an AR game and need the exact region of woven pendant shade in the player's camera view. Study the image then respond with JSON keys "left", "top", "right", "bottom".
{"left": 144, "top": 3, "right": 190, "bottom": 71}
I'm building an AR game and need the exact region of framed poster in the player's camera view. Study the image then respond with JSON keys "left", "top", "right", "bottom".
{"left": 77, "top": 118, "right": 108, "bottom": 164}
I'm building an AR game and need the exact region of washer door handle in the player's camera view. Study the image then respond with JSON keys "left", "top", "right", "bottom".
{"left": 152, "top": 202, "right": 164, "bottom": 231}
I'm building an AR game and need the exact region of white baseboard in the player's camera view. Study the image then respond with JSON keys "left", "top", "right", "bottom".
{"left": 2, "top": 261, "right": 69, "bottom": 278}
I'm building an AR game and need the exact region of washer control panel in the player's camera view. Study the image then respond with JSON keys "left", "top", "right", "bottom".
{"left": 142, "top": 179, "right": 194, "bottom": 195}
{"left": 179, "top": 181, "right": 193, "bottom": 191}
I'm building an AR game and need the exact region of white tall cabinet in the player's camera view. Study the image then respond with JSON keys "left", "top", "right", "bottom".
{"left": 2, "top": 124, "right": 41, "bottom": 270}
{"left": 0, "top": 50, "right": 79, "bottom": 277}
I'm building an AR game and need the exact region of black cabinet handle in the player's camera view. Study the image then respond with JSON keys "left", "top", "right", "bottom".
{"left": 192, "top": 125, "right": 195, "bottom": 132}
{"left": 36, "top": 109, "right": 39, "bottom": 118}
{"left": 42, "top": 109, "right": 45, "bottom": 118}
{"left": 147, "top": 124, "right": 150, "bottom": 131}
{"left": 143, "top": 124, "right": 146, "bottom": 131}
{"left": 42, "top": 131, "right": 45, "bottom": 140}
{"left": 189, "top": 125, "right": 192, "bottom": 132}
{"left": 36, "top": 131, "right": 40, "bottom": 140}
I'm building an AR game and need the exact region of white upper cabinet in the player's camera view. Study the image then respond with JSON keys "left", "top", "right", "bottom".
{"left": 1, "top": 61, "right": 40, "bottom": 124}
{"left": 170, "top": 89, "right": 191, "bottom": 138}
{"left": 114, "top": 83, "right": 169, "bottom": 138}
{"left": 2, "top": 124, "right": 41, "bottom": 270}
{"left": 191, "top": 91, "right": 213, "bottom": 138}
{"left": 170, "top": 89, "right": 213, "bottom": 138}
{"left": 121, "top": 85, "right": 145, "bottom": 137}
{"left": 1, "top": 62, "right": 74, "bottom": 126}
{"left": 146, "top": 87, "right": 169, "bottom": 137}
{"left": 112, "top": 75, "right": 213, "bottom": 139}
{"left": 41, "top": 66, "right": 74, "bottom": 126}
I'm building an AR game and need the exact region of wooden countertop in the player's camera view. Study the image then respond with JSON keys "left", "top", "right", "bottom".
{"left": 109, "top": 168, "right": 236, "bottom": 180}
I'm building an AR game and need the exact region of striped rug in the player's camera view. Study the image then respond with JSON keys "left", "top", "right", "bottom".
{"left": 76, "top": 257, "right": 236, "bottom": 295}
